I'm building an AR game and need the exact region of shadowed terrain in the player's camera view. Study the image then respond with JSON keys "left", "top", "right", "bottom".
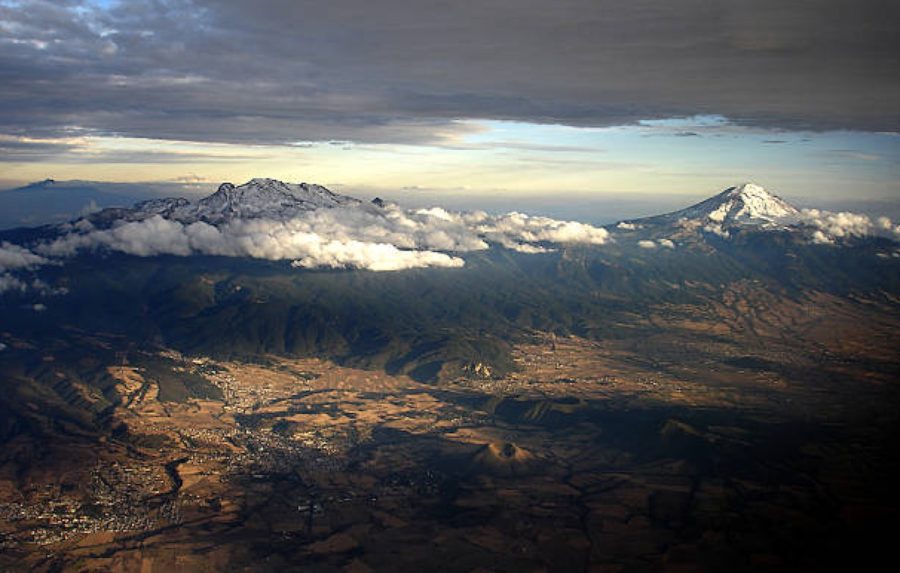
{"left": 1, "top": 185, "right": 899, "bottom": 571}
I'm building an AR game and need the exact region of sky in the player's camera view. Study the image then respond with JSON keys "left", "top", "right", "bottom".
{"left": 1, "top": 0, "right": 898, "bottom": 213}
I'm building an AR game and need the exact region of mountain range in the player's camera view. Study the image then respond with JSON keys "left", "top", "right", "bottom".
{"left": 2, "top": 179, "right": 898, "bottom": 387}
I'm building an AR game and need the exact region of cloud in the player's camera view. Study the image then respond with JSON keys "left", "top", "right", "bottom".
{"left": 0, "top": 0, "right": 897, "bottom": 151}
{"left": 291, "top": 242, "right": 463, "bottom": 271}
{"left": 798, "top": 209, "right": 898, "bottom": 244}
{"left": 636, "top": 238, "right": 678, "bottom": 249}
{"left": 466, "top": 211, "right": 609, "bottom": 248}
{"left": 503, "top": 243, "right": 554, "bottom": 254}
{"left": 33, "top": 203, "right": 610, "bottom": 271}
{"left": 0, "top": 241, "right": 49, "bottom": 271}
{"left": 0, "top": 241, "right": 61, "bottom": 294}
{"left": 0, "top": 273, "right": 27, "bottom": 294}
{"left": 0, "top": 135, "right": 80, "bottom": 161}
{"left": 703, "top": 223, "right": 731, "bottom": 238}
{"left": 687, "top": 207, "right": 899, "bottom": 244}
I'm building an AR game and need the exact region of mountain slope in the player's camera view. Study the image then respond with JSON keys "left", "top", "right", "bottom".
{"left": 0, "top": 179, "right": 153, "bottom": 230}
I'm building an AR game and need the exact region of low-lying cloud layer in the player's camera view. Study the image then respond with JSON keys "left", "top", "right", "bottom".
{"left": 35, "top": 204, "right": 610, "bottom": 272}
{"left": 800, "top": 209, "right": 900, "bottom": 245}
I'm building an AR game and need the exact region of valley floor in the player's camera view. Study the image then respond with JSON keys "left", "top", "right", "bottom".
{"left": 2, "top": 308, "right": 899, "bottom": 572}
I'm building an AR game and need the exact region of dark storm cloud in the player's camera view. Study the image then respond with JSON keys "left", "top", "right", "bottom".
{"left": 0, "top": 0, "right": 897, "bottom": 146}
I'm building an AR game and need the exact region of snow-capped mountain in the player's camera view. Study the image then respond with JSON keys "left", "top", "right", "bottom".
{"left": 84, "top": 178, "right": 362, "bottom": 227}
{"left": 633, "top": 183, "right": 800, "bottom": 229}
{"left": 612, "top": 182, "right": 805, "bottom": 244}
{"left": 193, "top": 178, "right": 361, "bottom": 223}
{"left": 613, "top": 183, "right": 899, "bottom": 246}
{"left": 669, "top": 183, "right": 799, "bottom": 226}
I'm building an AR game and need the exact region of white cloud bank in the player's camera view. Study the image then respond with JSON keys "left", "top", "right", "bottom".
{"left": 677, "top": 208, "right": 900, "bottom": 245}
{"left": 799, "top": 209, "right": 900, "bottom": 245}
{"left": 33, "top": 204, "right": 611, "bottom": 272}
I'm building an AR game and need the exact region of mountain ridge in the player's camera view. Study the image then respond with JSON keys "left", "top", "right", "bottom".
{"left": 3, "top": 178, "right": 897, "bottom": 251}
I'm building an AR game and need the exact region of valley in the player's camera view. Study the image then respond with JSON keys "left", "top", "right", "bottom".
{"left": 2, "top": 283, "right": 898, "bottom": 572}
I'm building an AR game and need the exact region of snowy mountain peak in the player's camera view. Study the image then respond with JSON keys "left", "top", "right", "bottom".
{"left": 713, "top": 183, "right": 799, "bottom": 222}
{"left": 658, "top": 183, "right": 800, "bottom": 228}
{"left": 80, "top": 178, "right": 363, "bottom": 227}
{"left": 189, "top": 178, "right": 361, "bottom": 223}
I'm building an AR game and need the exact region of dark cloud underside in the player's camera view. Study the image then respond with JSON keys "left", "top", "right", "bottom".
{"left": 1, "top": 0, "right": 897, "bottom": 146}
